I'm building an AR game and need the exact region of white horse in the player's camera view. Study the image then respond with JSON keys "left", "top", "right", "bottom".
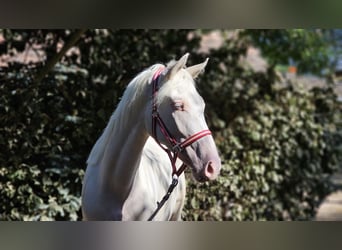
{"left": 82, "top": 53, "right": 221, "bottom": 221}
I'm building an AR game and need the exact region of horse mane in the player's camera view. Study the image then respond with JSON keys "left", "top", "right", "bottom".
{"left": 86, "top": 63, "right": 165, "bottom": 166}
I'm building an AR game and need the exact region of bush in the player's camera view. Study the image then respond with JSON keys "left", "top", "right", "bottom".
{"left": 0, "top": 64, "right": 89, "bottom": 220}
{"left": 183, "top": 76, "right": 341, "bottom": 220}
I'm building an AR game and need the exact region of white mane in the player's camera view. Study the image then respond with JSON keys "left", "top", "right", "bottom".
{"left": 86, "top": 63, "right": 164, "bottom": 166}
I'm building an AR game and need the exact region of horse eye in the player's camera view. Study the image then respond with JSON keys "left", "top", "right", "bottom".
{"left": 173, "top": 102, "right": 184, "bottom": 111}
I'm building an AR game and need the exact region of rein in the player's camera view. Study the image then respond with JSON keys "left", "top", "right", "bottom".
{"left": 147, "top": 66, "right": 211, "bottom": 221}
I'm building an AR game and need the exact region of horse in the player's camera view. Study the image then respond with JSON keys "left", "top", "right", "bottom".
{"left": 81, "top": 53, "right": 221, "bottom": 221}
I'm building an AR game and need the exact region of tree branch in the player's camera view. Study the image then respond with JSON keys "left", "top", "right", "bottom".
{"left": 33, "top": 29, "right": 87, "bottom": 85}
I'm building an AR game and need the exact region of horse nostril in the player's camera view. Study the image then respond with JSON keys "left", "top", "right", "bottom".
{"left": 205, "top": 161, "right": 215, "bottom": 180}
{"left": 203, "top": 159, "right": 221, "bottom": 181}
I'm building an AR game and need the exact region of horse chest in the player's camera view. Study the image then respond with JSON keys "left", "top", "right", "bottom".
{"left": 121, "top": 155, "right": 186, "bottom": 221}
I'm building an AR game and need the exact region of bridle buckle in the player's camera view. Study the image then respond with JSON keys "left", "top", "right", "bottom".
{"left": 172, "top": 143, "right": 183, "bottom": 153}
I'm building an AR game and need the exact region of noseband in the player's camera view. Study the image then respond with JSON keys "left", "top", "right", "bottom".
{"left": 147, "top": 66, "right": 212, "bottom": 221}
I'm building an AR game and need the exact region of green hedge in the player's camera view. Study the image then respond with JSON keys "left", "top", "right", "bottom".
{"left": 183, "top": 81, "right": 341, "bottom": 220}
{"left": 0, "top": 29, "right": 341, "bottom": 220}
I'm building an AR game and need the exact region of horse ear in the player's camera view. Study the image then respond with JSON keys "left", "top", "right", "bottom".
{"left": 165, "top": 53, "right": 189, "bottom": 80}
{"left": 186, "top": 58, "right": 209, "bottom": 78}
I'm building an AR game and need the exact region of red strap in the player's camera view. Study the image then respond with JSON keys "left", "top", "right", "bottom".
{"left": 174, "top": 163, "right": 187, "bottom": 177}
{"left": 176, "top": 130, "right": 212, "bottom": 150}
{"left": 153, "top": 66, "right": 165, "bottom": 81}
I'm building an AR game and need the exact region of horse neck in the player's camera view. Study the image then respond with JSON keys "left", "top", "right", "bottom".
{"left": 97, "top": 83, "right": 150, "bottom": 202}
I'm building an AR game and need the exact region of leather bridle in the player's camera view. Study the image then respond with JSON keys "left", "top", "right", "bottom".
{"left": 147, "top": 66, "right": 212, "bottom": 221}
{"left": 151, "top": 66, "right": 212, "bottom": 178}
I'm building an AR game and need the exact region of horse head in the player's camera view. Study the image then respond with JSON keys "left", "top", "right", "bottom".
{"left": 145, "top": 53, "right": 221, "bottom": 182}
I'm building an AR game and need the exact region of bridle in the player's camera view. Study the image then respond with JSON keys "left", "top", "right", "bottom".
{"left": 151, "top": 66, "right": 212, "bottom": 178}
{"left": 148, "top": 66, "right": 212, "bottom": 221}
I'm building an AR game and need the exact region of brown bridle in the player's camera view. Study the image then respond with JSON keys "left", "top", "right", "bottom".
{"left": 148, "top": 66, "right": 212, "bottom": 221}
{"left": 151, "top": 66, "right": 212, "bottom": 178}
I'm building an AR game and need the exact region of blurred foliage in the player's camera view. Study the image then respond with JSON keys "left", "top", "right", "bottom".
{"left": 184, "top": 80, "right": 341, "bottom": 220}
{"left": 242, "top": 29, "right": 332, "bottom": 75}
{"left": 0, "top": 29, "right": 341, "bottom": 220}
{"left": 182, "top": 30, "right": 342, "bottom": 220}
